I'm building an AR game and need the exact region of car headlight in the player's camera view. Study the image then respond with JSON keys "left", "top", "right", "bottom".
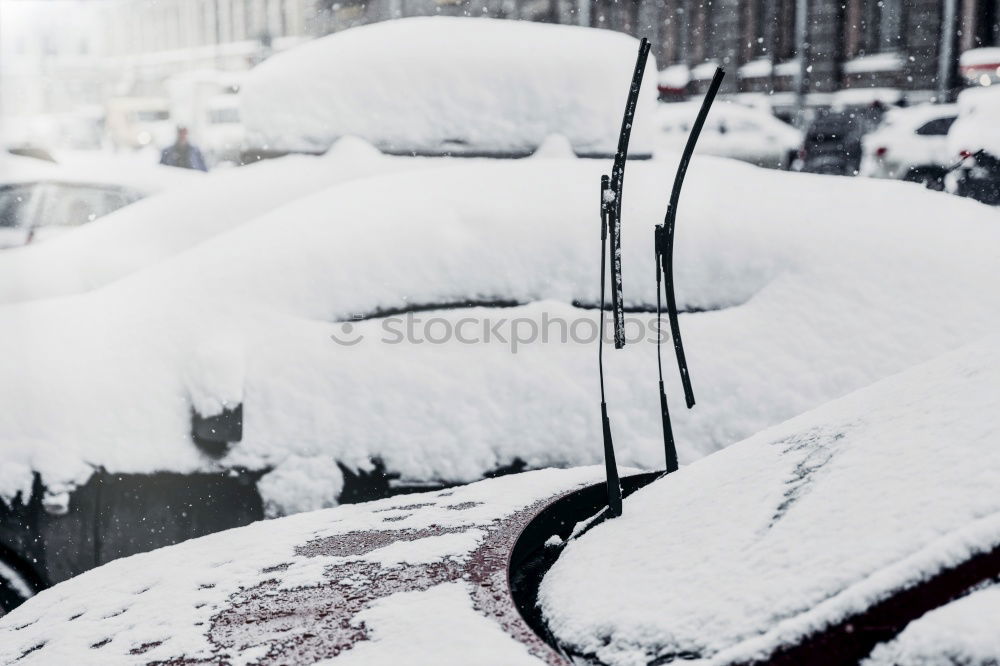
{"left": 137, "top": 131, "right": 151, "bottom": 146}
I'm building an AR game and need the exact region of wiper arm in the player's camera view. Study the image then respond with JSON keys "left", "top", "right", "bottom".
{"left": 597, "top": 38, "right": 651, "bottom": 518}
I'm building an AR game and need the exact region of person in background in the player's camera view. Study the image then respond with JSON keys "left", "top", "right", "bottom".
{"left": 159, "top": 126, "right": 208, "bottom": 171}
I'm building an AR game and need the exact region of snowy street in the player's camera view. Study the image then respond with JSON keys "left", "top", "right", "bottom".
{"left": 2, "top": 2, "right": 1000, "bottom": 665}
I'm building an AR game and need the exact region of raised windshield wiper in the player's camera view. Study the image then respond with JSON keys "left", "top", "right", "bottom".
{"left": 658, "top": 67, "right": 724, "bottom": 416}
{"left": 598, "top": 37, "right": 650, "bottom": 518}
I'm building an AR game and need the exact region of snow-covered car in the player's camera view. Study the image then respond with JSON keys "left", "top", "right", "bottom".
{"left": 859, "top": 103, "right": 958, "bottom": 189}
{"left": 0, "top": 154, "right": 201, "bottom": 249}
{"left": 2, "top": 334, "right": 998, "bottom": 664}
{"left": 945, "top": 86, "right": 1000, "bottom": 205}
{"left": 239, "top": 17, "right": 657, "bottom": 160}
{"left": 653, "top": 100, "right": 802, "bottom": 169}
{"left": 0, "top": 153, "right": 998, "bottom": 613}
{"left": 0, "top": 138, "right": 421, "bottom": 304}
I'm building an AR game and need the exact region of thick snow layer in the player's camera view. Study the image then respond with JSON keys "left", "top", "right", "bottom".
{"left": 948, "top": 86, "right": 1000, "bottom": 158}
{"left": 539, "top": 338, "right": 1000, "bottom": 665}
{"left": 241, "top": 17, "right": 657, "bottom": 157}
{"left": 0, "top": 466, "right": 600, "bottom": 664}
{"left": 0, "top": 156, "right": 998, "bottom": 506}
{"left": 658, "top": 64, "right": 691, "bottom": 89}
{"left": 0, "top": 137, "right": 422, "bottom": 304}
{"left": 863, "top": 583, "right": 1000, "bottom": 666}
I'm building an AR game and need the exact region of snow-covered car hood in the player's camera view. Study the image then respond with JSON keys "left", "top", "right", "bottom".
{"left": 241, "top": 17, "right": 658, "bottom": 158}
{"left": 539, "top": 337, "right": 1000, "bottom": 665}
{"left": 0, "top": 467, "right": 606, "bottom": 665}
{"left": 0, "top": 155, "right": 997, "bottom": 515}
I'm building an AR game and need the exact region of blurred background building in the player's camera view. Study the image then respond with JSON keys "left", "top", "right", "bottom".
{"left": 1, "top": 0, "right": 998, "bottom": 141}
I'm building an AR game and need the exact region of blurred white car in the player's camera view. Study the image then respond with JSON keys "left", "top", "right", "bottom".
{"left": 860, "top": 103, "right": 958, "bottom": 189}
{"left": 654, "top": 100, "right": 802, "bottom": 169}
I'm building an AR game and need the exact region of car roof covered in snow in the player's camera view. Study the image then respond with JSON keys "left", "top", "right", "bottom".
{"left": 0, "top": 152, "right": 201, "bottom": 193}
{"left": 874, "top": 102, "right": 958, "bottom": 132}
{"left": 539, "top": 338, "right": 1000, "bottom": 665}
{"left": 240, "top": 17, "right": 658, "bottom": 158}
{"left": 0, "top": 138, "right": 426, "bottom": 304}
{"left": 0, "top": 155, "right": 998, "bottom": 515}
{"left": 0, "top": 467, "right": 604, "bottom": 665}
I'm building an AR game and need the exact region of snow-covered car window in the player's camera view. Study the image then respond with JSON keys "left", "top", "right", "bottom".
{"left": 39, "top": 185, "right": 135, "bottom": 227}
{"left": 0, "top": 185, "right": 36, "bottom": 228}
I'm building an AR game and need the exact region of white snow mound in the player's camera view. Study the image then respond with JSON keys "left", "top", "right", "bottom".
{"left": 241, "top": 17, "right": 657, "bottom": 157}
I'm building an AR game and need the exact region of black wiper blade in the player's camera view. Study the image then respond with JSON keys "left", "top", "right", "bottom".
{"left": 596, "top": 38, "right": 651, "bottom": 518}
{"left": 660, "top": 67, "right": 724, "bottom": 411}
{"left": 653, "top": 224, "right": 679, "bottom": 473}
{"left": 608, "top": 37, "right": 651, "bottom": 351}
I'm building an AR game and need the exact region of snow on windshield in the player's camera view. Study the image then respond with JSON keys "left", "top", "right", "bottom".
{"left": 539, "top": 337, "right": 1000, "bottom": 665}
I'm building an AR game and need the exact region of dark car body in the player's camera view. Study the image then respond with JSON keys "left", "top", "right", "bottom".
{"left": 799, "top": 107, "right": 885, "bottom": 176}
{"left": 949, "top": 150, "right": 1000, "bottom": 205}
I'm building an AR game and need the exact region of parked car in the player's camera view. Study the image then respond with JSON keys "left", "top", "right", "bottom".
{"left": 2, "top": 334, "right": 998, "bottom": 665}
{"left": 1, "top": 18, "right": 996, "bottom": 621}
{"left": 0, "top": 151, "right": 998, "bottom": 614}
{"left": 654, "top": 100, "right": 802, "bottom": 169}
{"left": 238, "top": 17, "right": 657, "bottom": 161}
{"left": 0, "top": 179, "right": 144, "bottom": 248}
{"left": 798, "top": 104, "right": 886, "bottom": 175}
{"left": 860, "top": 103, "right": 958, "bottom": 189}
{"left": 0, "top": 155, "right": 200, "bottom": 249}
{"left": 945, "top": 86, "right": 1000, "bottom": 205}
